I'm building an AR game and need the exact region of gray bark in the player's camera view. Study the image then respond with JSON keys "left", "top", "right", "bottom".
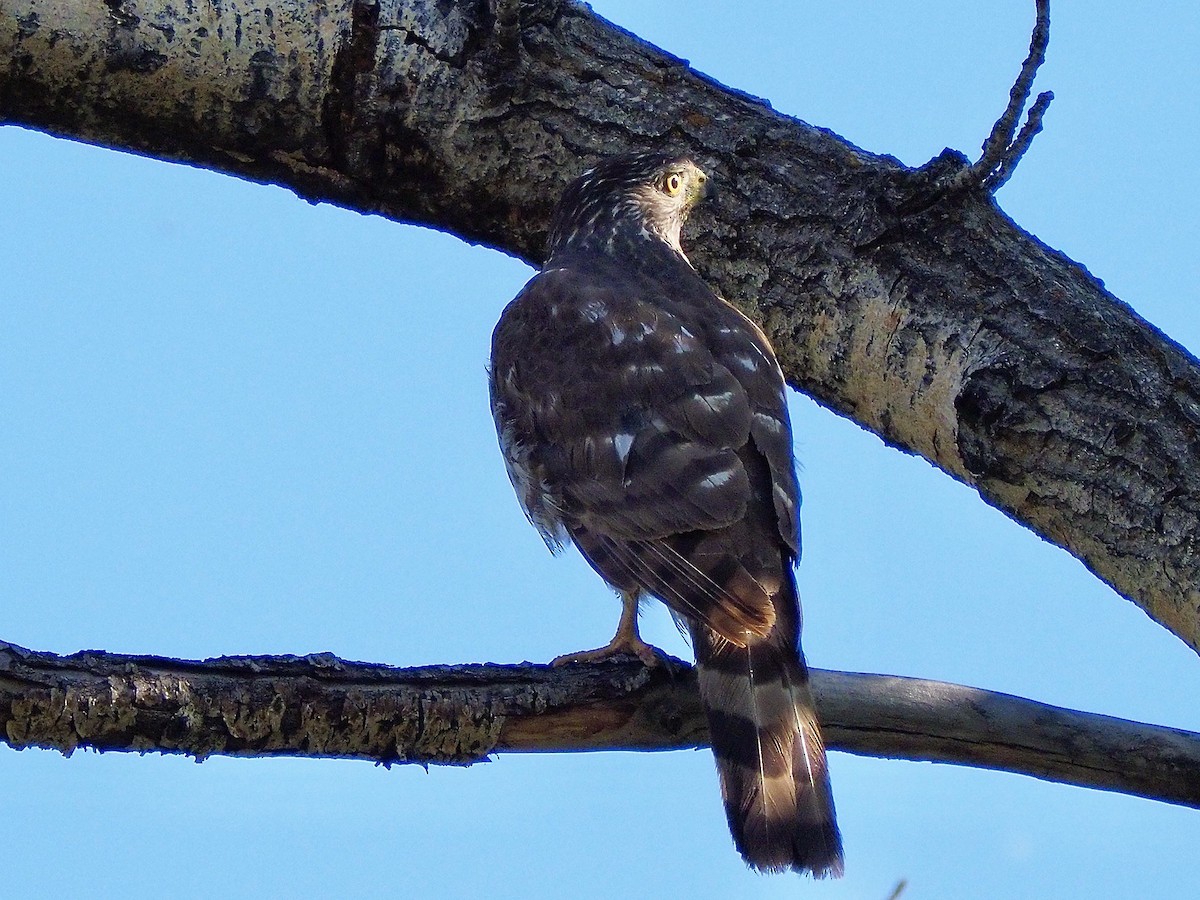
{"left": 3, "top": 0, "right": 1195, "bottom": 652}
{"left": 3, "top": 642, "right": 1198, "bottom": 808}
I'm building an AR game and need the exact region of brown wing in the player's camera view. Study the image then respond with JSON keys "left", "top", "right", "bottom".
{"left": 491, "top": 258, "right": 799, "bottom": 643}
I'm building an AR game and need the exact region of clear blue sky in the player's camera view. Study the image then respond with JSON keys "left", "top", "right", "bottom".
{"left": 2, "top": 1, "right": 1197, "bottom": 897}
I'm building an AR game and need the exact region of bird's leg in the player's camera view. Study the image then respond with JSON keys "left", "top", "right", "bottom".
{"left": 551, "top": 590, "right": 661, "bottom": 668}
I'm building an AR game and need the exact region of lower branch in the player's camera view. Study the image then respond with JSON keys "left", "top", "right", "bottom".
{"left": 2, "top": 641, "right": 1196, "bottom": 807}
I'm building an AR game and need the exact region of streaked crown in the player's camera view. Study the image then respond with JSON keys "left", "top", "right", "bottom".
{"left": 546, "top": 152, "right": 709, "bottom": 262}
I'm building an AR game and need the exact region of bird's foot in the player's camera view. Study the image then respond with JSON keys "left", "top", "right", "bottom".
{"left": 551, "top": 633, "right": 662, "bottom": 668}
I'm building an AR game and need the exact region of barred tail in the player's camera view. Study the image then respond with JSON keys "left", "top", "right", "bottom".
{"left": 691, "top": 617, "right": 843, "bottom": 876}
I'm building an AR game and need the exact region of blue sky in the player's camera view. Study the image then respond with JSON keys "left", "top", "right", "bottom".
{"left": 2, "top": 1, "right": 1197, "bottom": 897}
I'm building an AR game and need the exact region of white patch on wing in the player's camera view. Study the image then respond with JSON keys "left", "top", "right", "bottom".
{"left": 671, "top": 332, "right": 696, "bottom": 354}
{"left": 753, "top": 411, "right": 783, "bottom": 435}
{"left": 734, "top": 352, "right": 760, "bottom": 372}
{"left": 702, "top": 469, "right": 736, "bottom": 490}
{"left": 626, "top": 361, "right": 666, "bottom": 378}
{"left": 613, "top": 432, "right": 635, "bottom": 464}
{"left": 610, "top": 323, "right": 626, "bottom": 345}
{"left": 701, "top": 389, "right": 735, "bottom": 413}
{"left": 581, "top": 298, "right": 608, "bottom": 322}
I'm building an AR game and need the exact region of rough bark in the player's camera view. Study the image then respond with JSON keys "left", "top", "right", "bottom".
{"left": 3, "top": 642, "right": 1198, "bottom": 808}
{"left": 4, "top": 0, "right": 1195, "bottom": 652}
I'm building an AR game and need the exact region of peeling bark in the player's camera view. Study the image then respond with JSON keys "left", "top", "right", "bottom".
{"left": 3, "top": 642, "right": 1198, "bottom": 808}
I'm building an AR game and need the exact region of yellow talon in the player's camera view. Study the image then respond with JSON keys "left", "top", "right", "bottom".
{"left": 551, "top": 590, "right": 661, "bottom": 668}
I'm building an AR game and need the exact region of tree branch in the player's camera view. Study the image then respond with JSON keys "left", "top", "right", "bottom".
{"left": 926, "top": 0, "right": 1054, "bottom": 199}
{"left": 1, "top": 0, "right": 1198, "bottom": 657}
{"left": 2, "top": 642, "right": 1197, "bottom": 808}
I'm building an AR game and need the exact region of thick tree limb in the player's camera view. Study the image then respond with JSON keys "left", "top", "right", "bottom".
{"left": 2, "top": 642, "right": 1197, "bottom": 808}
{"left": 1, "top": 1, "right": 1198, "bottom": 656}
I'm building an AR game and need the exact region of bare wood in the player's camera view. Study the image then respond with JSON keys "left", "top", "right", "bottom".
{"left": 2, "top": 642, "right": 1197, "bottom": 807}
{"left": 2, "top": 0, "right": 1196, "bottom": 654}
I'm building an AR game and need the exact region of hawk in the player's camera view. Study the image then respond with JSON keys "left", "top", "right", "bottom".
{"left": 489, "top": 152, "right": 843, "bottom": 876}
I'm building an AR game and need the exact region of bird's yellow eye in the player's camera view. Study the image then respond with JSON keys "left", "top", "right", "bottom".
{"left": 664, "top": 172, "right": 683, "bottom": 196}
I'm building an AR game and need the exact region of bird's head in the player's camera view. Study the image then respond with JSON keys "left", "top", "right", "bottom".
{"left": 546, "top": 152, "right": 710, "bottom": 263}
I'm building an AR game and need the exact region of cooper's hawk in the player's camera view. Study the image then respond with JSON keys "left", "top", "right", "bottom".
{"left": 489, "top": 152, "right": 842, "bottom": 876}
